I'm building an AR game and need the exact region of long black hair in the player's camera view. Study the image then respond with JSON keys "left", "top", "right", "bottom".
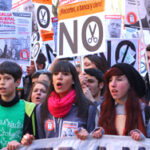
{"left": 84, "top": 54, "right": 109, "bottom": 73}
{"left": 40, "top": 60, "right": 90, "bottom": 129}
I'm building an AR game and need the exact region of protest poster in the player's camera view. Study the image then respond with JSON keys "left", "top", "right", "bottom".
{"left": 106, "top": 38, "right": 139, "bottom": 71}
{"left": 125, "top": 0, "right": 147, "bottom": 29}
{"left": 57, "top": 0, "right": 106, "bottom": 58}
{"left": 124, "top": 0, "right": 150, "bottom": 77}
{"left": 33, "top": 0, "right": 53, "bottom": 31}
{"left": 0, "top": 11, "right": 32, "bottom": 66}
{"left": 33, "top": 0, "right": 56, "bottom": 62}
{"left": 33, "top": 0, "right": 54, "bottom": 43}
{"left": 40, "top": 41, "right": 56, "bottom": 69}
{"left": 18, "top": 135, "right": 150, "bottom": 150}
{"left": 124, "top": 0, "right": 150, "bottom": 44}
{"left": 12, "top": 0, "right": 41, "bottom": 45}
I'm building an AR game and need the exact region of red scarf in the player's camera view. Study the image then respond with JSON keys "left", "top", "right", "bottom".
{"left": 48, "top": 89, "right": 76, "bottom": 118}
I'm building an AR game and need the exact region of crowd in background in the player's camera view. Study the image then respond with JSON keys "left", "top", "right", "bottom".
{"left": 1, "top": 49, "right": 150, "bottom": 149}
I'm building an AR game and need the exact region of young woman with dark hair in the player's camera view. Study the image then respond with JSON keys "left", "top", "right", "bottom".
{"left": 98, "top": 64, "right": 147, "bottom": 137}
{"left": 84, "top": 54, "right": 109, "bottom": 73}
{"left": 38, "top": 71, "right": 52, "bottom": 87}
{"left": 76, "top": 63, "right": 150, "bottom": 141}
{"left": 21, "top": 60, "right": 95, "bottom": 144}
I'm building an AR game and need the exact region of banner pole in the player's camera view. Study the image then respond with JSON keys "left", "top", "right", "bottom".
{"left": 80, "top": 55, "right": 84, "bottom": 72}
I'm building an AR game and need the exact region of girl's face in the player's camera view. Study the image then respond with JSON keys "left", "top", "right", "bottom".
{"left": 52, "top": 72, "right": 74, "bottom": 98}
{"left": 109, "top": 75, "right": 130, "bottom": 104}
{"left": 84, "top": 57, "right": 97, "bottom": 69}
{"left": 31, "top": 83, "right": 47, "bottom": 104}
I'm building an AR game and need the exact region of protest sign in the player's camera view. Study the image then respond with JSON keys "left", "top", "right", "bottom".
{"left": 106, "top": 38, "right": 139, "bottom": 68}
{"left": 34, "top": 1, "right": 52, "bottom": 31}
{"left": 57, "top": 0, "right": 106, "bottom": 58}
{"left": 125, "top": 0, "right": 146, "bottom": 29}
{"left": 33, "top": 0, "right": 54, "bottom": 43}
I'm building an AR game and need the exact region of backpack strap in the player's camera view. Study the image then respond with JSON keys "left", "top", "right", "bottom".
{"left": 145, "top": 105, "right": 150, "bottom": 126}
{"left": 31, "top": 111, "right": 36, "bottom": 136}
{"left": 23, "top": 100, "right": 36, "bottom": 136}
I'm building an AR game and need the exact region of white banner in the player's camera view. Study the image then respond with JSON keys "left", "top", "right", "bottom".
{"left": 18, "top": 135, "right": 150, "bottom": 150}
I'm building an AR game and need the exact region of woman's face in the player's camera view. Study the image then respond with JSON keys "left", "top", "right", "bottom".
{"left": 31, "top": 83, "right": 47, "bottom": 104}
{"left": 84, "top": 57, "right": 97, "bottom": 69}
{"left": 108, "top": 75, "right": 130, "bottom": 104}
{"left": 52, "top": 72, "right": 74, "bottom": 98}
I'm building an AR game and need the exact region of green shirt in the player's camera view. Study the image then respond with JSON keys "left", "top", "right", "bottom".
{"left": 0, "top": 100, "right": 25, "bottom": 148}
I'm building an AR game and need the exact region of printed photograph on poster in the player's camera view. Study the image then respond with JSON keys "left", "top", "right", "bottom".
{"left": 61, "top": 121, "right": 78, "bottom": 138}
{"left": 125, "top": 27, "right": 140, "bottom": 39}
{"left": 23, "top": 1, "right": 39, "bottom": 33}
{"left": 105, "top": 15, "right": 122, "bottom": 38}
{"left": 22, "top": 1, "right": 40, "bottom": 45}
{"left": 0, "top": 0, "right": 12, "bottom": 11}
{"left": 0, "top": 38, "right": 30, "bottom": 63}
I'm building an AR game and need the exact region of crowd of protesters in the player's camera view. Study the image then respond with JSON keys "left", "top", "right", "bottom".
{"left": 1, "top": 52, "right": 150, "bottom": 150}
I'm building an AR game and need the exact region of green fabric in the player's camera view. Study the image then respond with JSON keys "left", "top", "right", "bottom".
{"left": 0, "top": 100, "right": 25, "bottom": 148}
{"left": 24, "top": 100, "right": 36, "bottom": 117}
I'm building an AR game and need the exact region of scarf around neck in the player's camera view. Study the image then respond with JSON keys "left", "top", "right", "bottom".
{"left": 48, "top": 89, "right": 76, "bottom": 118}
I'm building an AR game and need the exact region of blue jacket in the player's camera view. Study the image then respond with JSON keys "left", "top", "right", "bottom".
{"left": 36, "top": 104, "right": 96, "bottom": 139}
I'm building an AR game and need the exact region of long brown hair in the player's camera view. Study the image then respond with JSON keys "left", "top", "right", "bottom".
{"left": 98, "top": 67, "right": 147, "bottom": 136}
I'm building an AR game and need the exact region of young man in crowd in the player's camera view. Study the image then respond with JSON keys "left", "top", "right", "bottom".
{"left": 79, "top": 68, "right": 104, "bottom": 127}
{"left": 0, "top": 61, "right": 36, "bottom": 149}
